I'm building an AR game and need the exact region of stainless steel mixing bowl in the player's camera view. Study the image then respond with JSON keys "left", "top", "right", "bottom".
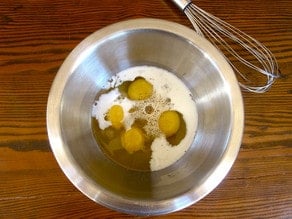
{"left": 47, "top": 18, "right": 244, "bottom": 216}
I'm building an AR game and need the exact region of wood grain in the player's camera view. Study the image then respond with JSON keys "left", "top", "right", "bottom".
{"left": 0, "top": 0, "right": 291, "bottom": 218}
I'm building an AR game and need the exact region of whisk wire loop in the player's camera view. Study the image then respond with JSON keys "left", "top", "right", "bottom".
{"left": 181, "top": 2, "right": 279, "bottom": 93}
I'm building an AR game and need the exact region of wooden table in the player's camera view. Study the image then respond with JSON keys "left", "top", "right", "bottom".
{"left": 0, "top": 0, "right": 291, "bottom": 218}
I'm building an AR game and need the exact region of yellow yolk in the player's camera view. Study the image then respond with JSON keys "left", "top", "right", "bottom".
{"left": 158, "top": 110, "right": 180, "bottom": 137}
{"left": 106, "top": 105, "right": 124, "bottom": 129}
{"left": 127, "top": 78, "right": 153, "bottom": 100}
{"left": 121, "top": 127, "right": 144, "bottom": 154}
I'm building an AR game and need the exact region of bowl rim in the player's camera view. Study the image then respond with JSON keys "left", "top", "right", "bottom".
{"left": 47, "top": 18, "right": 244, "bottom": 216}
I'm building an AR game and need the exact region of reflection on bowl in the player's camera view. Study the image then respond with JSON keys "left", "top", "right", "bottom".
{"left": 47, "top": 18, "right": 244, "bottom": 216}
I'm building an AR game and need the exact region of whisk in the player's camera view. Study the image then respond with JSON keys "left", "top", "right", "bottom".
{"left": 170, "top": 0, "right": 279, "bottom": 93}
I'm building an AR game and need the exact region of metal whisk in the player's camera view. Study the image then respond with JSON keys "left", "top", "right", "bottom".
{"left": 170, "top": 0, "right": 279, "bottom": 93}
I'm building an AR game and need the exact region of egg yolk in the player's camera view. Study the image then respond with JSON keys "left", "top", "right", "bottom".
{"left": 106, "top": 105, "right": 124, "bottom": 129}
{"left": 121, "top": 127, "right": 144, "bottom": 154}
{"left": 127, "top": 78, "right": 153, "bottom": 100}
{"left": 158, "top": 110, "right": 180, "bottom": 137}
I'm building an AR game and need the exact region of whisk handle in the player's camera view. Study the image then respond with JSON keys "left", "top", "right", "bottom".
{"left": 170, "top": 0, "right": 192, "bottom": 11}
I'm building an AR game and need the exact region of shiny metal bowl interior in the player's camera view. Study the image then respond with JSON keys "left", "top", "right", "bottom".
{"left": 47, "top": 18, "right": 244, "bottom": 216}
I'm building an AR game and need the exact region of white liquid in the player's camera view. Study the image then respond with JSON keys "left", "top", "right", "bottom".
{"left": 92, "top": 66, "right": 198, "bottom": 171}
